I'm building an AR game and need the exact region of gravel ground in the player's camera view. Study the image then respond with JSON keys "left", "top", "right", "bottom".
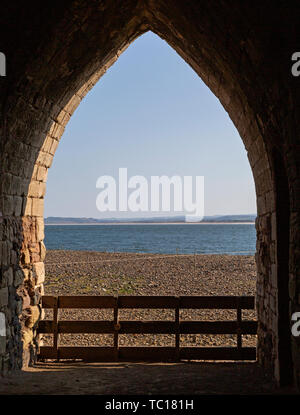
{"left": 3, "top": 252, "right": 295, "bottom": 396}
{"left": 2, "top": 361, "right": 295, "bottom": 395}
{"left": 41, "top": 250, "right": 257, "bottom": 350}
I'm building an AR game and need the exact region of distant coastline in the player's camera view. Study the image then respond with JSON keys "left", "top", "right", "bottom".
{"left": 45, "top": 221, "right": 255, "bottom": 225}
{"left": 45, "top": 214, "right": 256, "bottom": 226}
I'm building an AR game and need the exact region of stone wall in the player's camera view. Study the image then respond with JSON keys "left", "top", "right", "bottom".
{"left": 0, "top": 217, "right": 23, "bottom": 373}
{"left": 0, "top": 0, "right": 299, "bottom": 388}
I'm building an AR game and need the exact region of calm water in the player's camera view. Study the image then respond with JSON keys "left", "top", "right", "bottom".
{"left": 44, "top": 224, "right": 256, "bottom": 255}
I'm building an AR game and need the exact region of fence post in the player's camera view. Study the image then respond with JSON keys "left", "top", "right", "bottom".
{"left": 114, "top": 296, "right": 119, "bottom": 361}
{"left": 53, "top": 296, "right": 59, "bottom": 361}
{"left": 237, "top": 297, "right": 242, "bottom": 351}
{"left": 175, "top": 296, "right": 180, "bottom": 361}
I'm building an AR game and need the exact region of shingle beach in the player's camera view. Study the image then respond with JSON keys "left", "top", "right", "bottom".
{"left": 42, "top": 250, "right": 257, "bottom": 349}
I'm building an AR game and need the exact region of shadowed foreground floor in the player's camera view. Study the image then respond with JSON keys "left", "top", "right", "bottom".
{"left": 0, "top": 361, "right": 297, "bottom": 395}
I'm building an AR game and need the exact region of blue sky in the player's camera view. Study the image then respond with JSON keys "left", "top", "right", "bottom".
{"left": 44, "top": 32, "right": 256, "bottom": 219}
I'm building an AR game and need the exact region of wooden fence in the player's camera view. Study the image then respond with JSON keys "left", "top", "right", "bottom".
{"left": 37, "top": 295, "right": 257, "bottom": 362}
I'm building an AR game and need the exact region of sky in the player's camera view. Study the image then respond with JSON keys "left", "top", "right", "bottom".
{"left": 44, "top": 31, "right": 256, "bottom": 219}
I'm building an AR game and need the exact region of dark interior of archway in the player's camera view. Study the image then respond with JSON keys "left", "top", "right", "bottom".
{"left": 273, "top": 148, "right": 293, "bottom": 386}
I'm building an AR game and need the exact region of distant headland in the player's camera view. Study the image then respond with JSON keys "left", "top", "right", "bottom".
{"left": 44, "top": 214, "right": 256, "bottom": 225}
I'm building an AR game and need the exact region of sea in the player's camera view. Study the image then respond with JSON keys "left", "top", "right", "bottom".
{"left": 44, "top": 223, "right": 256, "bottom": 255}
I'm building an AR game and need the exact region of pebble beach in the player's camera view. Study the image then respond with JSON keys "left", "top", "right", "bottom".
{"left": 42, "top": 250, "right": 257, "bottom": 349}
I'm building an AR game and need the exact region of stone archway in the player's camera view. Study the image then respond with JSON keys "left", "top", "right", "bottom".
{"left": 0, "top": 1, "right": 299, "bottom": 387}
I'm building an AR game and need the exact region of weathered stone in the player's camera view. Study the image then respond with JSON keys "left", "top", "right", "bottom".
{"left": 2, "top": 195, "right": 14, "bottom": 216}
{"left": 24, "top": 197, "right": 32, "bottom": 216}
{"left": 25, "top": 306, "right": 40, "bottom": 329}
{"left": 40, "top": 242, "right": 46, "bottom": 261}
{"left": 22, "top": 292, "right": 30, "bottom": 309}
{"left": 22, "top": 326, "right": 33, "bottom": 347}
{"left": 0, "top": 336, "right": 6, "bottom": 355}
{"left": 0, "top": 312, "right": 6, "bottom": 355}
{"left": 0, "top": 288, "right": 9, "bottom": 307}
{"left": 31, "top": 198, "right": 44, "bottom": 217}
{"left": 13, "top": 196, "right": 23, "bottom": 217}
{"left": 32, "top": 262, "right": 45, "bottom": 285}
{"left": 14, "top": 270, "right": 24, "bottom": 288}
{"left": 36, "top": 166, "right": 48, "bottom": 182}
{"left": 3, "top": 268, "right": 13, "bottom": 286}
{"left": 1, "top": 242, "right": 9, "bottom": 266}
{"left": 15, "top": 299, "right": 22, "bottom": 316}
{"left": 36, "top": 217, "right": 45, "bottom": 241}
{"left": 10, "top": 250, "right": 18, "bottom": 265}
{"left": 28, "top": 181, "right": 40, "bottom": 198}
{"left": 22, "top": 249, "right": 31, "bottom": 264}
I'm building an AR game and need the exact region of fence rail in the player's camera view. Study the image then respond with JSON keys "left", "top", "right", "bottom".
{"left": 37, "top": 295, "right": 257, "bottom": 362}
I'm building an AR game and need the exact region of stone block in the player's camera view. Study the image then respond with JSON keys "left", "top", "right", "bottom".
{"left": 2, "top": 173, "right": 13, "bottom": 194}
{"left": 14, "top": 269, "right": 24, "bottom": 288}
{"left": 28, "top": 181, "right": 46, "bottom": 199}
{"left": 43, "top": 152, "right": 54, "bottom": 168}
{"left": 33, "top": 262, "right": 45, "bottom": 285}
{"left": 40, "top": 242, "right": 46, "bottom": 261}
{"left": 56, "top": 109, "right": 70, "bottom": 125}
{"left": 22, "top": 326, "right": 33, "bottom": 347}
{"left": 13, "top": 196, "right": 23, "bottom": 216}
{"left": 36, "top": 217, "right": 44, "bottom": 241}
{"left": 257, "top": 195, "right": 266, "bottom": 215}
{"left": 22, "top": 292, "right": 30, "bottom": 309}
{"left": 0, "top": 337, "right": 5, "bottom": 355}
{"left": 25, "top": 306, "right": 40, "bottom": 329}
{"left": 39, "top": 284, "right": 44, "bottom": 296}
{"left": 270, "top": 264, "right": 278, "bottom": 288}
{"left": 50, "top": 138, "right": 59, "bottom": 155}
{"left": 10, "top": 249, "right": 18, "bottom": 265}
{"left": 28, "top": 180, "right": 40, "bottom": 198}
{"left": 36, "top": 166, "right": 48, "bottom": 182}
{"left": 41, "top": 135, "right": 53, "bottom": 153}
{"left": 21, "top": 161, "right": 31, "bottom": 179}
{"left": 24, "top": 197, "right": 32, "bottom": 216}
{"left": 3, "top": 268, "right": 13, "bottom": 286}
{"left": 31, "top": 198, "right": 44, "bottom": 217}
{"left": 12, "top": 175, "right": 24, "bottom": 196}
{"left": 1, "top": 242, "right": 9, "bottom": 266}
{"left": 49, "top": 121, "right": 60, "bottom": 138}
{"left": 2, "top": 195, "right": 14, "bottom": 216}
{"left": 22, "top": 249, "right": 31, "bottom": 264}
{"left": 38, "top": 182, "right": 46, "bottom": 198}
{"left": 33, "top": 285, "right": 43, "bottom": 304}
{"left": 0, "top": 288, "right": 8, "bottom": 307}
